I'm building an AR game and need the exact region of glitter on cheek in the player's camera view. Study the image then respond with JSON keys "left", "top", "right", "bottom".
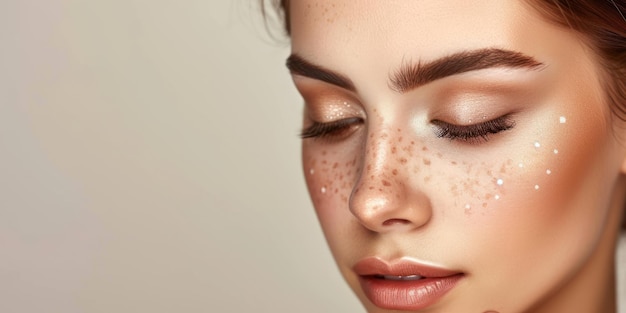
{"left": 534, "top": 184, "right": 540, "bottom": 190}
{"left": 534, "top": 141, "right": 541, "bottom": 148}
{"left": 321, "top": 186, "right": 327, "bottom": 194}
{"left": 495, "top": 195, "right": 500, "bottom": 200}
{"left": 496, "top": 178, "right": 504, "bottom": 186}
{"left": 553, "top": 149, "right": 559, "bottom": 154}
{"left": 310, "top": 168, "right": 315, "bottom": 175}
{"left": 546, "top": 169, "right": 552, "bottom": 175}
{"left": 518, "top": 163, "right": 524, "bottom": 168}
{"left": 560, "top": 116, "right": 567, "bottom": 124}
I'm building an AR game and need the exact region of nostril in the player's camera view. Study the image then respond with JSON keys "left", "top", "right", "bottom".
{"left": 382, "top": 218, "right": 410, "bottom": 226}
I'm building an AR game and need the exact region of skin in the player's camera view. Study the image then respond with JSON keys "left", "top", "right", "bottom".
{"left": 288, "top": 1, "right": 626, "bottom": 312}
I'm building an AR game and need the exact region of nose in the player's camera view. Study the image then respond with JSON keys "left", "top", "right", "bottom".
{"left": 349, "top": 127, "right": 432, "bottom": 233}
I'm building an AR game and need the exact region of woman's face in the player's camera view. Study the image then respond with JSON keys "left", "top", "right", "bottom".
{"left": 288, "top": 1, "right": 626, "bottom": 312}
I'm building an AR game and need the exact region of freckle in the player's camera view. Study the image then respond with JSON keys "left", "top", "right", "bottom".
{"left": 423, "top": 159, "right": 431, "bottom": 165}
{"left": 370, "top": 175, "right": 375, "bottom": 180}
{"left": 422, "top": 146, "right": 428, "bottom": 151}
{"left": 322, "top": 160, "right": 327, "bottom": 165}
{"left": 398, "top": 137, "right": 403, "bottom": 142}
{"left": 333, "top": 162, "right": 338, "bottom": 169}
{"left": 451, "top": 161, "right": 457, "bottom": 165}
{"left": 339, "top": 175, "right": 344, "bottom": 180}
{"left": 411, "top": 141, "right": 415, "bottom": 145}
{"left": 397, "top": 128, "right": 401, "bottom": 132}
{"left": 546, "top": 169, "right": 552, "bottom": 175}
{"left": 392, "top": 169, "right": 398, "bottom": 176}
{"left": 322, "top": 150, "right": 327, "bottom": 156}
{"left": 400, "top": 158, "right": 408, "bottom": 164}
{"left": 482, "top": 202, "right": 488, "bottom": 208}
{"left": 369, "top": 186, "right": 374, "bottom": 190}
{"left": 485, "top": 193, "right": 493, "bottom": 199}
{"left": 437, "top": 152, "right": 443, "bottom": 158}
{"left": 391, "top": 147, "right": 397, "bottom": 154}
{"left": 382, "top": 180, "right": 391, "bottom": 186}
{"left": 347, "top": 170, "right": 352, "bottom": 176}
{"left": 500, "top": 164, "right": 507, "bottom": 174}
{"left": 424, "top": 176, "right": 431, "bottom": 183}
{"left": 378, "top": 188, "right": 383, "bottom": 192}
{"left": 367, "top": 165, "right": 371, "bottom": 171}
{"left": 487, "top": 170, "right": 493, "bottom": 176}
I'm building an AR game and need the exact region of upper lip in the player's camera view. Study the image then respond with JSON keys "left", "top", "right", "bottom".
{"left": 353, "top": 257, "right": 463, "bottom": 278}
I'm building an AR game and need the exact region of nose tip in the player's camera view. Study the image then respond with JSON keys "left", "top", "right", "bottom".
{"left": 349, "top": 177, "right": 432, "bottom": 233}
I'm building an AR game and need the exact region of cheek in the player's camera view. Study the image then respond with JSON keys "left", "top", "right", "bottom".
{"left": 302, "top": 145, "right": 358, "bottom": 227}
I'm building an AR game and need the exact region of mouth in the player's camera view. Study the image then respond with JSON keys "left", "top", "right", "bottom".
{"left": 354, "top": 257, "right": 464, "bottom": 311}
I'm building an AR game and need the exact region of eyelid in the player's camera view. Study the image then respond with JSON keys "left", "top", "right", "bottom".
{"left": 431, "top": 114, "right": 515, "bottom": 143}
{"left": 300, "top": 117, "right": 364, "bottom": 139}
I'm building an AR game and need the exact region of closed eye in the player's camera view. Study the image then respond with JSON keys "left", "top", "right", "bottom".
{"left": 431, "top": 115, "right": 515, "bottom": 143}
{"left": 300, "top": 117, "right": 364, "bottom": 140}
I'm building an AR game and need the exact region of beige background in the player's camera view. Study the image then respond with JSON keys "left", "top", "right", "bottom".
{"left": 0, "top": 1, "right": 623, "bottom": 312}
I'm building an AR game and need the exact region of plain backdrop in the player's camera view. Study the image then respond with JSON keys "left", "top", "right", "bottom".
{"left": 0, "top": 1, "right": 624, "bottom": 312}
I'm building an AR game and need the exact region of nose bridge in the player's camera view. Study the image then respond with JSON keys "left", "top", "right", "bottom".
{"left": 349, "top": 121, "right": 432, "bottom": 232}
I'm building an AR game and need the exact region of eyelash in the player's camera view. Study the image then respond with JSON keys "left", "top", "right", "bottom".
{"left": 300, "top": 117, "right": 364, "bottom": 139}
{"left": 300, "top": 115, "right": 515, "bottom": 143}
{"left": 432, "top": 115, "right": 515, "bottom": 143}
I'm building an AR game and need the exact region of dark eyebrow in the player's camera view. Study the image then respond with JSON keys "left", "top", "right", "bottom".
{"left": 390, "top": 48, "right": 545, "bottom": 93}
{"left": 286, "top": 54, "right": 356, "bottom": 92}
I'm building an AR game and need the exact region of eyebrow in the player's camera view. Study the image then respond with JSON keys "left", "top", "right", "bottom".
{"left": 286, "top": 54, "right": 356, "bottom": 92}
{"left": 286, "top": 48, "right": 544, "bottom": 93}
{"left": 390, "top": 48, "right": 544, "bottom": 93}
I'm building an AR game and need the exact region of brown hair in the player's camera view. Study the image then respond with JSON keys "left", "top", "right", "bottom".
{"left": 264, "top": 0, "right": 626, "bottom": 228}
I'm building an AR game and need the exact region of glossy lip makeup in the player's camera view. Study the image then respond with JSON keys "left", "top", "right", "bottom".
{"left": 353, "top": 257, "right": 464, "bottom": 310}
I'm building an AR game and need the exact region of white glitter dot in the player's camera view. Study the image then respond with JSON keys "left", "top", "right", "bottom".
{"left": 560, "top": 116, "right": 567, "bottom": 124}
{"left": 546, "top": 169, "right": 552, "bottom": 175}
{"left": 495, "top": 195, "right": 500, "bottom": 200}
{"left": 518, "top": 163, "right": 524, "bottom": 168}
{"left": 534, "top": 142, "right": 541, "bottom": 148}
{"left": 321, "top": 187, "right": 327, "bottom": 194}
{"left": 310, "top": 168, "right": 315, "bottom": 175}
{"left": 465, "top": 204, "right": 471, "bottom": 210}
{"left": 553, "top": 149, "right": 559, "bottom": 154}
{"left": 534, "top": 185, "right": 540, "bottom": 190}
{"left": 496, "top": 178, "right": 504, "bottom": 186}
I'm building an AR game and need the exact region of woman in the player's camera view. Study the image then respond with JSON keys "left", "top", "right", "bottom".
{"left": 266, "top": 1, "right": 626, "bottom": 312}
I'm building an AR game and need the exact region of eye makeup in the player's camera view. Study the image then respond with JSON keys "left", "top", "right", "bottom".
{"left": 431, "top": 115, "right": 515, "bottom": 143}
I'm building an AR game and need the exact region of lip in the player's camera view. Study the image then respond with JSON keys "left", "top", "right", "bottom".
{"left": 353, "top": 257, "right": 464, "bottom": 311}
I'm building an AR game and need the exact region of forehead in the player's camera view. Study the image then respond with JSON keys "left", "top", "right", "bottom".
{"left": 289, "top": 0, "right": 543, "bottom": 69}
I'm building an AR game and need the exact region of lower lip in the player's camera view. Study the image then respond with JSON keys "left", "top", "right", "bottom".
{"left": 358, "top": 274, "right": 464, "bottom": 310}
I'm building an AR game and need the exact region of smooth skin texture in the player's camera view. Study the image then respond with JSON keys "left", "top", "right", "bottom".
{"left": 288, "top": 1, "right": 626, "bottom": 312}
